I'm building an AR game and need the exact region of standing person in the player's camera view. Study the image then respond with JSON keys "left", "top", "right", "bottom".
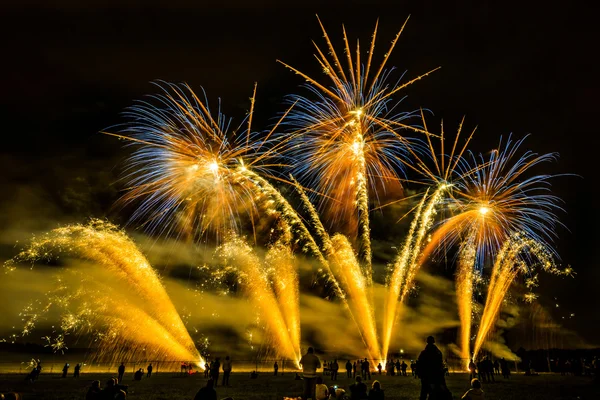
{"left": 377, "top": 362, "right": 382, "bottom": 375}
{"left": 500, "top": 358, "right": 510, "bottom": 379}
{"left": 476, "top": 359, "right": 485, "bottom": 382}
{"left": 468, "top": 359, "right": 477, "bottom": 381}
{"left": 331, "top": 359, "right": 339, "bottom": 381}
{"left": 194, "top": 378, "right": 217, "bottom": 400}
{"left": 118, "top": 362, "right": 126, "bottom": 383}
{"left": 368, "top": 380, "right": 385, "bottom": 400}
{"left": 210, "top": 358, "right": 221, "bottom": 386}
{"left": 346, "top": 360, "right": 353, "bottom": 378}
{"left": 146, "top": 363, "right": 153, "bottom": 378}
{"left": 411, "top": 361, "right": 416, "bottom": 377}
{"left": 362, "top": 358, "right": 371, "bottom": 380}
{"left": 73, "top": 363, "right": 81, "bottom": 378}
{"left": 274, "top": 361, "right": 279, "bottom": 376}
{"left": 401, "top": 360, "right": 408, "bottom": 376}
{"left": 353, "top": 361, "right": 357, "bottom": 378}
{"left": 299, "top": 347, "right": 322, "bottom": 400}
{"left": 62, "top": 363, "right": 69, "bottom": 378}
{"left": 483, "top": 358, "right": 495, "bottom": 383}
{"left": 417, "top": 336, "right": 444, "bottom": 400}
{"left": 493, "top": 360, "right": 500, "bottom": 375}
{"left": 222, "top": 356, "right": 232, "bottom": 387}
{"left": 204, "top": 362, "right": 210, "bottom": 378}
{"left": 395, "top": 360, "right": 401, "bottom": 376}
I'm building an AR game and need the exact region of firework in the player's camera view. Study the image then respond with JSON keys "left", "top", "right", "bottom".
{"left": 280, "top": 16, "right": 440, "bottom": 280}
{"left": 106, "top": 81, "right": 290, "bottom": 244}
{"left": 472, "top": 233, "right": 567, "bottom": 361}
{"left": 411, "top": 134, "right": 564, "bottom": 362}
{"left": 4, "top": 220, "right": 202, "bottom": 367}
{"left": 424, "top": 135, "right": 563, "bottom": 266}
{"left": 216, "top": 236, "right": 301, "bottom": 364}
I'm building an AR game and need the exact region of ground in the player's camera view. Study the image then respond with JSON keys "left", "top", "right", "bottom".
{"left": 1, "top": 372, "right": 599, "bottom": 399}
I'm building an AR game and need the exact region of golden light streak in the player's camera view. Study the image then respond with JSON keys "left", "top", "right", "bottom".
{"left": 4, "top": 220, "right": 203, "bottom": 367}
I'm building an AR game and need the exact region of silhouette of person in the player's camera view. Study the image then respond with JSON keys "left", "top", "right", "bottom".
{"left": 401, "top": 360, "right": 408, "bottom": 376}
{"left": 461, "top": 378, "right": 484, "bottom": 400}
{"left": 377, "top": 362, "right": 382, "bottom": 375}
{"left": 483, "top": 357, "right": 495, "bottom": 383}
{"left": 194, "top": 378, "right": 217, "bottom": 400}
{"left": 204, "top": 362, "right": 210, "bottom": 378}
{"left": 118, "top": 363, "right": 126, "bottom": 383}
{"left": 368, "top": 380, "right": 384, "bottom": 400}
{"left": 500, "top": 358, "right": 510, "bottom": 379}
{"left": 331, "top": 359, "right": 339, "bottom": 381}
{"left": 362, "top": 358, "right": 371, "bottom": 380}
{"left": 85, "top": 380, "right": 101, "bottom": 400}
{"left": 493, "top": 359, "right": 500, "bottom": 375}
{"left": 299, "top": 347, "right": 322, "bottom": 400}
{"left": 74, "top": 363, "right": 81, "bottom": 378}
{"left": 417, "top": 336, "right": 444, "bottom": 400}
{"left": 104, "top": 378, "right": 126, "bottom": 399}
{"left": 274, "top": 361, "right": 279, "bottom": 376}
{"left": 346, "top": 360, "right": 353, "bottom": 378}
{"left": 353, "top": 361, "right": 357, "bottom": 378}
{"left": 477, "top": 359, "right": 485, "bottom": 382}
{"left": 134, "top": 368, "right": 143, "bottom": 380}
{"left": 222, "top": 356, "right": 232, "bottom": 386}
{"left": 210, "top": 358, "right": 220, "bottom": 386}
{"left": 146, "top": 363, "right": 153, "bottom": 378}
{"left": 62, "top": 363, "right": 69, "bottom": 378}
{"left": 468, "top": 359, "right": 477, "bottom": 381}
{"left": 395, "top": 360, "right": 401, "bottom": 376}
{"left": 349, "top": 375, "right": 368, "bottom": 400}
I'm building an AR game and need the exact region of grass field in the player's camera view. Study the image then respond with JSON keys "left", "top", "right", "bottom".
{"left": 1, "top": 372, "right": 599, "bottom": 399}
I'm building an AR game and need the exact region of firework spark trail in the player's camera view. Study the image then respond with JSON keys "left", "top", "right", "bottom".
{"left": 381, "top": 184, "right": 447, "bottom": 358}
{"left": 381, "top": 191, "right": 427, "bottom": 359}
{"left": 291, "top": 177, "right": 385, "bottom": 360}
{"left": 242, "top": 169, "right": 330, "bottom": 268}
{"left": 355, "top": 148, "right": 372, "bottom": 283}
{"left": 456, "top": 238, "right": 476, "bottom": 368}
{"left": 472, "top": 234, "right": 562, "bottom": 361}
{"left": 266, "top": 243, "right": 301, "bottom": 360}
{"left": 4, "top": 220, "right": 202, "bottom": 366}
{"left": 106, "top": 81, "right": 299, "bottom": 245}
{"left": 280, "top": 17, "right": 439, "bottom": 283}
{"left": 328, "top": 234, "right": 381, "bottom": 361}
{"left": 217, "top": 237, "right": 300, "bottom": 364}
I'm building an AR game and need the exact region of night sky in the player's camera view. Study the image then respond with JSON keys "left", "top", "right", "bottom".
{"left": 1, "top": 1, "right": 598, "bottom": 343}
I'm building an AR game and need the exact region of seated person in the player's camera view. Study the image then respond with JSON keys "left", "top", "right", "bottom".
{"left": 134, "top": 369, "right": 144, "bottom": 381}
{"left": 349, "top": 376, "right": 368, "bottom": 400}
{"left": 461, "top": 379, "right": 484, "bottom": 400}
{"left": 194, "top": 379, "right": 217, "bottom": 400}
{"left": 368, "top": 381, "right": 384, "bottom": 400}
{"left": 85, "top": 380, "right": 101, "bottom": 400}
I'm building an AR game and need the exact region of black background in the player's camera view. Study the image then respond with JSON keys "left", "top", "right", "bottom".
{"left": 1, "top": 1, "right": 598, "bottom": 343}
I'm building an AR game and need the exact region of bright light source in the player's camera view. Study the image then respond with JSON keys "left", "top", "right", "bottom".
{"left": 479, "top": 206, "right": 490, "bottom": 216}
{"left": 208, "top": 161, "right": 219, "bottom": 173}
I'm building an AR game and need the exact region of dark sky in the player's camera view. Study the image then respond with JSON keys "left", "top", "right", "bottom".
{"left": 1, "top": 1, "right": 598, "bottom": 342}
